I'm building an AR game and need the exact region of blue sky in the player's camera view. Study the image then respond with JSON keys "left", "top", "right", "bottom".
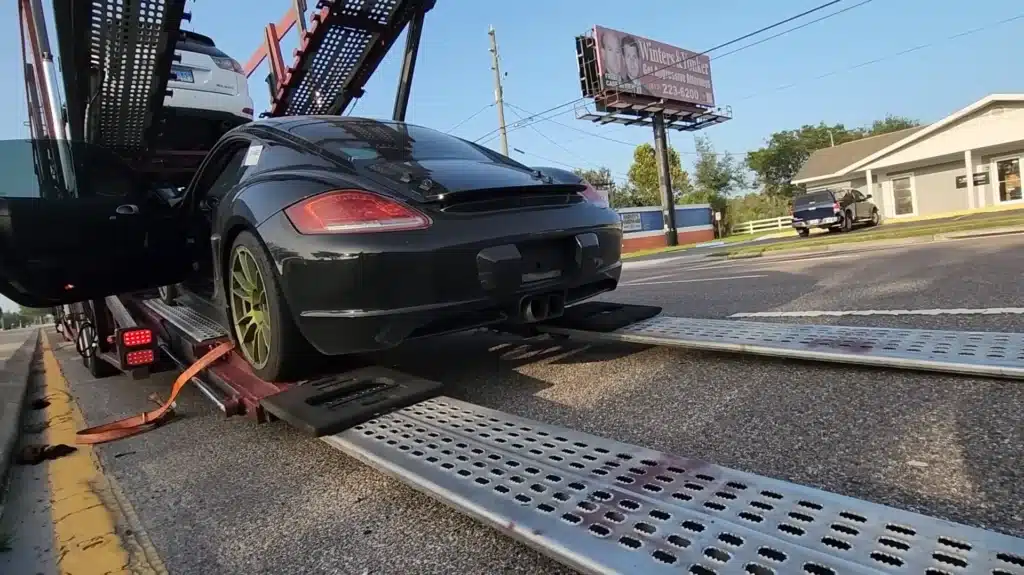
{"left": 1, "top": 0, "right": 1022, "bottom": 311}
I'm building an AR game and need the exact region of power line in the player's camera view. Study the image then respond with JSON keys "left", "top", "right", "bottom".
{"left": 505, "top": 105, "right": 607, "bottom": 168}
{"left": 511, "top": 147, "right": 630, "bottom": 182}
{"left": 502, "top": 10, "right": 1024, "bottom": 162}
{"left": 444, "top": 103, "right": 494, "bottom": 134}
{"left": 738, "top": 12, "right": 1024, "bottom": 101}
{"left": 506, "top": 101, "right": 750, "bottom": 157}
{"left": 472, "top": 0, "right": 844, "bottom": 143}
{"left": 712, "top": 0, "right": 874, "bottom": 61}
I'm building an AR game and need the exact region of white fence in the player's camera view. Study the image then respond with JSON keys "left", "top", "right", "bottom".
{"left": 733, "top": 215, "right": 793, "bottom": 235}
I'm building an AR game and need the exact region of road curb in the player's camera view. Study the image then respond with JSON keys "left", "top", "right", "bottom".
{"left": 0, "top": 329, "right": 42, "bottom": 514}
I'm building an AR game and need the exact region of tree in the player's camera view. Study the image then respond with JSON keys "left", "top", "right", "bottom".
{"left": 626, "top": 143, "right": 692, "bottom": 207}
{"left": 745, "top": 116, "right": 922, "bottom": 198}
{"left": 572, "top": 167, "right": 616, "bottom": 190}
{"left": 691, "top": 135, "right": 747, "bottom": 198}
{"left": 867, "top": 114, "right": 919, "bottom": 136}
{"left": 572, "top": 167, "right": 636, "bottom": 208}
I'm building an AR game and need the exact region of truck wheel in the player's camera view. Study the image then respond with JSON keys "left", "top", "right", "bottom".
{"left": 868, "top": 209, "right": 880, "bottom": 227}
{"left": 797, "top": 228, "right": 810, "bottom": 238}
{"left": 226, "top": 230, "right": 309, "bottom": 382}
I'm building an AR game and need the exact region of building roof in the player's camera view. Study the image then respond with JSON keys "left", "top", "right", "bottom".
{"left": 792, "top": 126, "right": 926, "bottom": 183}
{"left": 792, "top": 93, "right": 1024, "bottom": 185}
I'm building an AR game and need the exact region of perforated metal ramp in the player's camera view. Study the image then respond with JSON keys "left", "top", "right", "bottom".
{"left": 325, "top": 397, "right": 1024, "bottom": 575}
{"left": 540, "top": 314, "right": 1024, "bottom": 379}
{"left": 270, "top": 0, "right": 430, "bottom": 116}
{"left": 143, "top": 299, "right": 227, "bottom": 343}
{"left": 53, "top": 0, "right": 187, "bottom": 151}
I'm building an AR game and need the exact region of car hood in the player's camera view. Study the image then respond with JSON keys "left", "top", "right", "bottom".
{"left": 356, "top": 158, "right": 580, "bottom": 201}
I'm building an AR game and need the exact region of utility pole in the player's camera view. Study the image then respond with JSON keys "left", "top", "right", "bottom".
{"left": 488, "top": 26, "right": 509, "bottom": 156}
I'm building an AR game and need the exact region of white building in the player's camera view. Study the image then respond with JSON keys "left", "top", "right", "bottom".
{"left": 792, "top": 94, "right": 1024, "bottom": 220}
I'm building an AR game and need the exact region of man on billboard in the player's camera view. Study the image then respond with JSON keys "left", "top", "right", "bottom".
{"left": 618, "top": 35, "right": 649, "bottom": 95}
{"left": 598, "top": 30, "right": 624, "bottom": 87}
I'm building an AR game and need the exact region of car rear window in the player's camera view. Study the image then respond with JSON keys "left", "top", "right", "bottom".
{"left": 793, "top": 190, "right": 834, "bottom": 209}
{"left": 307, "top": 119, "right": 529, "bottom": 168}
{"left": 176, "top": 32, "right": 230, "bottom": 59}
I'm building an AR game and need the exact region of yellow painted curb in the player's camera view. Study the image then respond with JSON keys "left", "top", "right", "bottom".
{"left": 40, "top": 331, "right": 166, "bottom": 575}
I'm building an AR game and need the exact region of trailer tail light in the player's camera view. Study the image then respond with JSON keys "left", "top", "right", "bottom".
{"left": 125, "top": 349, "right": 155, "bottom": 367}
{"left": 285, "top": 190, "right": 431, "bottom": 234}
{"left": 121, "top": 328, "right": 153, "bottom": 347}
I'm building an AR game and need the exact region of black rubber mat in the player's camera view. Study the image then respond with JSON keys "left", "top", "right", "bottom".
{"left": 539, "top": 302, "right": 662, "bottom": 333}
{"left": 261, "top": 367, "right": 442, "bottom": 436}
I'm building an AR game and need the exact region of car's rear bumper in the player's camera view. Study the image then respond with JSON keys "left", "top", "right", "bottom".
{"left": 256, "top": 208, "right": 623, "bottom": 356}
{"left": 792, "top": 215, "right": 840, "bottom": 228}
{"left": 164, "top": 88, "right": 253, "bottom": 122}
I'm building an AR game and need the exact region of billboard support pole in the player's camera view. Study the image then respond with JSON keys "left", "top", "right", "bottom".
{"left": 488, "top": 26, "right": 509, "bottom": 156}
{"left": 652, "top": 112, "right": 678, "bottom": 246}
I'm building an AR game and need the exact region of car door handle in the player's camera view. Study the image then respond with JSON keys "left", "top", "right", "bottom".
{"left": 115, "top": 204, "right": 139, "bottom": 215}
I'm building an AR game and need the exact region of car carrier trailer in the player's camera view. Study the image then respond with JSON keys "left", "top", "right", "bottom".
{"left": 25, "top": 0, "right": 1024, "bottom": 572}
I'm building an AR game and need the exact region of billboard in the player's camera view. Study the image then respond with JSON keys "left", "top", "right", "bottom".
{"left": 593, "top": 26, "right": 714, "bottom": 108}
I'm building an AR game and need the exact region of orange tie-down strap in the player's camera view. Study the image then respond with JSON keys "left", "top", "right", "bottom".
{"left": 76, "top": 342, "right": 236, "bottom": 445}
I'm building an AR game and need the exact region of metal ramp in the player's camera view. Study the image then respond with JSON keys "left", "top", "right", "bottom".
{"left": 326, "top": 397, "right": 1024, "bottom": 575}
{"left": 539, "top": 303, "right": 1024, "bottom": 380}
{"left": 51, "top": 0, "right": 187, "bottom": 151}
{"left": 267, "top": 0, "right": 433, "bottom": 117}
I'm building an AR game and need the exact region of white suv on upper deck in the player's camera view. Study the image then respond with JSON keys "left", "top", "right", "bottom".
{"left": 162, "top": 31, "right": 253, "bottom": 149}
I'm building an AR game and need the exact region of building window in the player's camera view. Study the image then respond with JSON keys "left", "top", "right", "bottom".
{"left": 995, "top": 157, "right": 1022, "bottom": 202}
{"left": 892, "top": 176, "right": 914, "bottom": 216}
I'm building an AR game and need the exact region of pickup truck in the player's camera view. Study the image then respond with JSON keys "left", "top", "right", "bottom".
{"left": 791, "top": 188, "right": 880, "bottom": 237}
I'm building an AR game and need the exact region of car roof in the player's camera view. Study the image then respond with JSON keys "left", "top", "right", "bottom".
{"left": 179, "top": 31, "right": 217, "bottom": 46}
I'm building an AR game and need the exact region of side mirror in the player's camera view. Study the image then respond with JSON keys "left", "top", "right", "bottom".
{"left": 865, "top": 194, "right": 873, "bottom": 200}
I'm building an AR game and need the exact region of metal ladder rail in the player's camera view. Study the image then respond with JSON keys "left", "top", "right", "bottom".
{"left": 50, "top": 0, "right": 187, "bottom": 153}
{"left": 325, "top": 397, "right": 1024, "bottom": 575}
{"left": 267, "top": 0, "right": 429, "bottom": 117}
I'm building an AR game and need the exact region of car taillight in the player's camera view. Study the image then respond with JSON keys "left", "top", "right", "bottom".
{"left": 125, "top": 349, "right": 155, "bottom": 367}
{"left": 121, "top": 328, "right": 152, "bottom": 347}
{"left": 284, "top": 190, "right": 432, "bottom": 235}
{"left": 578, "top": 182, "right": 608, "bottom": 207}
{"left": 212, "top": 56, "right": 245, "bottom": 74}
{"left": 833, "top": 202, "right": 841, "bottom": 212}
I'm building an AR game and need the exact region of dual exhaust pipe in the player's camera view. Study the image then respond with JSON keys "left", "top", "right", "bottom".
{"left": 518, "top": 293, "right": 565, "bottom": 323}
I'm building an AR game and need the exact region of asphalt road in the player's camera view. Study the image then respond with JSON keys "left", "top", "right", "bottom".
{"left": 0, "top": 327, "right": 36, "bottom": 361}
{"left": 49, "top": 234, "right": 1024, "bottom": 575}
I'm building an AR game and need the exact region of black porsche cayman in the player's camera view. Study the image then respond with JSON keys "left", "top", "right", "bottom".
{"left": 0, "top": 117, "right": 623, "bottom": 381}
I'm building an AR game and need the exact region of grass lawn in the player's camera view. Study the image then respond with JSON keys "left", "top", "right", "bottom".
{"left": 716, "top": 214, "right": 1024, "bottom": 258}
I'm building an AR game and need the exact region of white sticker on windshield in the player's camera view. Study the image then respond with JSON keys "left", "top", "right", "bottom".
{"left": 243, "top": 144, "right": 263, "bottom": 166}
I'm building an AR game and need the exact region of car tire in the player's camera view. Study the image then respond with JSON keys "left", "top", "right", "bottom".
{"left": 158, "top": 283, "right": 180, "bottom": 305}
{"left": 868, "top": 209, "right": 880, "bottom": 227}
{"left": 226, "top": 230, "right": 310, "bottom": 382}
{"left": 76, "top": 304, "right": 119, "bottom": 378}
{"left": 797, "top": 228, "right": 810, "bottom": 237}
{"left": 85, "top": 352, "right": 120, "bottom": 378}
{"left": 841, "top": 211, "right": 853, "bottom": 232}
